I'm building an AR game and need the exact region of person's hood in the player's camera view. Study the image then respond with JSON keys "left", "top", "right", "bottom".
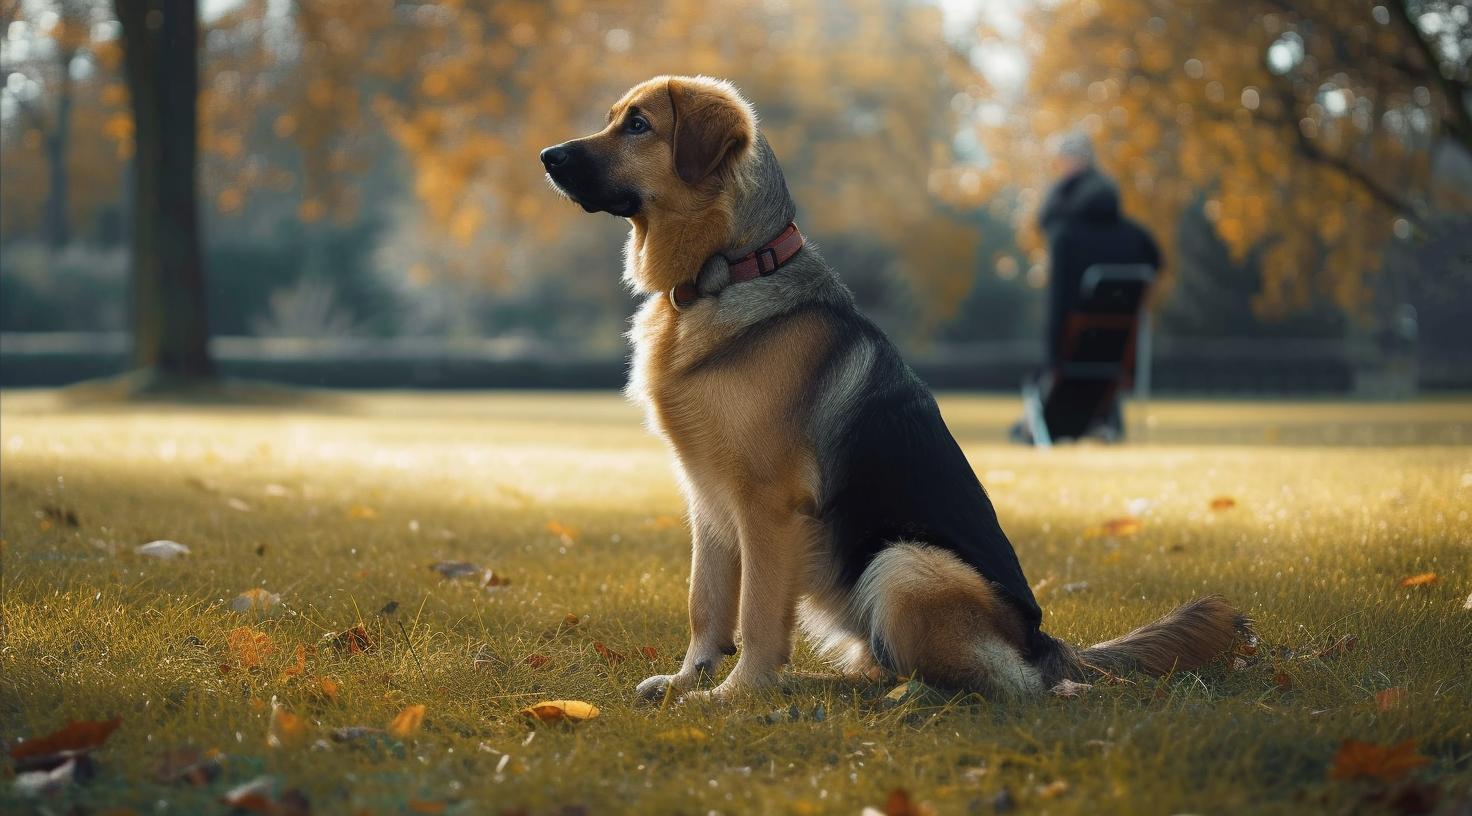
{"left": 1040, "top": 167, "right": 1121, "bottom": 230}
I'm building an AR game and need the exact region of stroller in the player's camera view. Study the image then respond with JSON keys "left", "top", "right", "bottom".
{"left": 1019, "top": 263, "right": 1154, "bottom": 447}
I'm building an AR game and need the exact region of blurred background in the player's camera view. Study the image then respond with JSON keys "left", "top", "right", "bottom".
{"left": 1, "top": 0, "right": 1469, "bottom": 394}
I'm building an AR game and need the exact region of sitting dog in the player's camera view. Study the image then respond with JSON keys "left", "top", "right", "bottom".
{"left": 541, "top": 75, "right": 1246, "bottom": 701}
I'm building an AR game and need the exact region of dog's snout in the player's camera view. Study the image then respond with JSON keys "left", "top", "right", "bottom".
{"left": 540, "top": 145, "right": 571, "bottom": 169}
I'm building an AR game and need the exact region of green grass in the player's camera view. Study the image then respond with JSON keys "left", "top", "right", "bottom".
{"left": 2, "top": 391, "right": 1470, "bottom": 814}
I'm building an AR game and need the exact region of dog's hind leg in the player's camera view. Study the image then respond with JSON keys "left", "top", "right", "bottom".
{"left": 855, "top": 542, "right": 1043, "bottom": 698}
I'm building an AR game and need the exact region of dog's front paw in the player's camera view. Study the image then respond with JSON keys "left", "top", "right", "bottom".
{"left": 636, "top": 673, "right": 693, "bottom": 701}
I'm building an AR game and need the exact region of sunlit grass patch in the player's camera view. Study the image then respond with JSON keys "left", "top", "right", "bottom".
{"left": 2, "top": 392, "right": 1469, "bottom": 814}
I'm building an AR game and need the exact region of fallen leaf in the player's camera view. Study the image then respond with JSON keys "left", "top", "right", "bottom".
{"left": 593, "top": 642, "right": 625, "bottom": 664}
{"left": 228, "top": 588, "right": 281, "bottom": 616}
{"left": 521, "top": 700, "right": 599, "bottom": 724}
{"left": 638, "top": 646, "right": 658, "bottom": 661}
{"left": 346, "top": 504, "right": 378, "bottom": 520}
{"left": 523, "top": 653, "right": 550, "bottom": 670}
{"left": 267, "top": 702, "right": 307, "bottom": 749}
{"left": 1209, "top": 496, "right": 1237, "bottom": 511}
{"left": 1376, "top": 687, "right": 1407, "bottom": 711}
{"left": 220, "top": 776, "right": 310, "bottom": 816}
{"left": 315, "top": 676, "right": 340, "bottom": 703}
{"left": 1037, "top": 780, "right": 1070, "bottom": 799}
{"left": 40, "top": 505, "right": 80, "bottom": 527}
{"left": 326, "top": 625, "right": 373, "bottom": 654}
{"left": 408, "top": 801, "right": 448, "bottom": 815}
{"left": 1400, "top": 573, "right": 1438, "bottom": 588}
{"left": 563, "top": 613, "right": 581, "bottom": 627}
{"left": 387, "top": 704, "right": 426, "bottom": 738}
{"left": 876, "top": 787, "right": 933, "bottom": 816}
{"left": 10, "top": 718, "right": 122, "bottom": 761}
{"left": 136, "top": 540, "right": 190, "bottom": 559}
{"left": 13, "top": 756, "right": 92, "bottom": 797}
{"left": 545, "top": 520, "right": 578, "bottom": 542}
{"left": 1331, "top": 739, "right": 1429, "bottom": 782}
{"left": 1086, "top": 517, "right": 1144, "bottom": 538}
{"left": 227, "top": 627, "right": 275, "bottom": 669}
{"left": 279, "top": 645, "right": 308, "bottom": 681}
{"left": 151, "top": 747, "right": 222, "bottom": 786}
{"left": 1273, "top": 669, "right": 1294, "bottom": 691}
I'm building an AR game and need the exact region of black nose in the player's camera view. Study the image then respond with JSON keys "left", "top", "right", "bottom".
{"left": 540, "top": 146, "right": 570, "bottom": 169}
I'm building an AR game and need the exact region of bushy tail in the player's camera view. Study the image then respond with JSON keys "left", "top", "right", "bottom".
{"left": 1030, "top": 595, "right": 1250, "bottom": 686}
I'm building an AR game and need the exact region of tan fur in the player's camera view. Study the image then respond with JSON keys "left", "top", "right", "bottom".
{"left": 1079, "top": 595, "right": 1246, "bottom": 676}
{"left": 857, "top": 543, "right": 1042, "bottom": 697}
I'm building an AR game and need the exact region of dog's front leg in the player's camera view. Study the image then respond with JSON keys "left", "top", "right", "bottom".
{"left": 690, "top": 508, "right": 808, "bottom": 701}
{"left": 636, "top": 516, "right": 740, "bottom": 700}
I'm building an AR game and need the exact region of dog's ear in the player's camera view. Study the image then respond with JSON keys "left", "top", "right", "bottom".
{"left": 667, "top": 78, "right": 754, "bottom": 185}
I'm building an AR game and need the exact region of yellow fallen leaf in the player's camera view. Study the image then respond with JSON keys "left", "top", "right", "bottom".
{"left": 1209, "top": 496, "right": 1237, "bottom": 511}
{"left": 347, "top": 504, "right": 378, "bottom": 520}
{"left": 1399, "top": 572, "right": 1437, "bottom": 587}
{"left": 520, "top": 700, "right": 599, "bottom": 724}
{"left": 267, "top": 701, "right": 306, "bottom": 749}
{"left": 387, "top": 704, "right": 426, "bottom": 738}
{"left": 545, "top": 520, "right": 578, "bottom": 542}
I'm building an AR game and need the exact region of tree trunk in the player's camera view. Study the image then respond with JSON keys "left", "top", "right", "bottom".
{"left": 42, "top": 48, "right": 73, "bottom": 249}
{"left": 116, "top": 0, "right": 214, "bottom": 382}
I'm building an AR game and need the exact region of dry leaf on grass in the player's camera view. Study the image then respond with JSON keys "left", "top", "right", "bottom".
{"left": 1399, "top": 572, "right": 1438, "bottom": 587}
{"left": 521, "top": 700, "right": 599, "bottom": 724}
{"left": 546, "top": 520, "right": 578, "bottom": 542}
{"left": 593, "top": 642, "right": 625, "bottom": 664}
{"left": 861, "top": 788, "right": 934, "bottom": 816}
{"left": 408, "top": 801, "right": 448, "bottom": 815}
{"left": 1273, "top": 669, "right": 1294, "bottom": 691}
{"left": 1209, "top": 496, "right": 1237, "bottom": 510}
{"left": 523, "top": 653, "right": 551, "bottom": 669}
{"left": 326, "top": 625, "right": 373, "bottom": 654}
{"left": 346, "top": 504, "right": 378, "bottom": 520}
{"left": 1375, "top": 687, "right": 1406, "bottom": 711}
{"left": 136, "top": 540, "right": 190, "bottom": 559}
{"left": 227, "top": 627, "right": 275, "bottom": 669}
{"left": 267, "top": 701, "right": 307, "bottom": 749}
{"left": 228, "top": 588, "right": 281, "bottom": 615}
{"left": 279, "top": 645, "right": 308, "bottom": 681}
{"left": 1036, "top": 780, "right": 1071, "bottom": 800}
{"left": 1331, "top": 739, "right": 1429, "bottom": 782}
{"left": 638, "top": 646, "right": 658, "bottom": 660}
{"left": 10, "top": 718, "right": 121, "bottom": 763}
{"left": 220, "top": 776, "right": 311, "bottom": 816}
{"left": 314, "top": 676, "right": 341, "bottom": 703}
{"left": 388, "top": 704, "right": 426, "bottom": 738}
{"left": 1085, "top": 517, "right": 1144, "bottom": 538}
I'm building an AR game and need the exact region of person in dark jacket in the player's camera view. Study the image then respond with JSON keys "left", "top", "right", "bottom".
{"left": 1014, "top": 132, "right": 1161, "bottom": 443}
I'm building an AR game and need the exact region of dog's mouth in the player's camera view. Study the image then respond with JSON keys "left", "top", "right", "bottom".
{"left": 547, "top": 175, "right": 642, "bottom": 218}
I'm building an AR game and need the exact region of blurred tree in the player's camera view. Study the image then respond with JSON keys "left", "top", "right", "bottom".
{"left": 115, "top": 0, "right": 213, "bottom": 383}
{"left": 954, "top": 0, "right": 1472, "bottom": 321}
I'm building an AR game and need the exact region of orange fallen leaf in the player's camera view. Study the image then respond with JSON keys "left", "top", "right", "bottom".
{"left": 1209, "top": 496, "right": 1237, "bottom": 511}
{"left": 545, "top": 520, "right": 578, "bottom": 542}
{"left": 408, "top": 801, "right": 448, "bottom": 815}
{"left": 267, "top": 702, "right": 306, "bottom": 749}
{"left": 523, "top": 653, "right": 550, "bottom": 670}
{"left": 1273, "top": 669, "right": 1294, "bottom": 691}
{"left": 593, "top": 642, "right": 625, "bottom": 664}
{"left": 1399, "top": 573, "right": 1438, "bottom": 587}
{"left": 1087, "top": 517, "right": 1144, "bottom": 538}
{"left": 638, "top": 646, "right": 658, "bottom": 660}
{"left": 1375, "top": 687, "right": 1406, "bottom": 711}
{"left": 315, "top": 676, "right": 340, "bottom": 703}
{"left": 227, "top": 627, "right": 275, "bottom": 669}
{"left": 1330, "top": 739, "right": 1429, "bottom": 782}
{"left": 279, "top": 644, "right": 307, "bottom": 681}
{"left": 1036, "top": 780, "right": 1070, "bottom": 800}
{"left": 327, "top": 625, "right": 373, "bottom": 654}
{"left": 387, "top": 704, "right": 426, "bottom": 738}
{"left": 521, "top": 700, "right": 599, "bottom": 724}
{"left": 562, "top": 613, "right": 581, "bottom": 627}
{"left": 10, "top": 717, "right": 122, "bottom": 760}
{"left": 346, "top": 504, "right": 378, "bottom": 520}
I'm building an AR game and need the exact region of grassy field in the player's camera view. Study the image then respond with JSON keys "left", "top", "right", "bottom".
{"left": 2, "top": 391, "right": 1470, "bottom": 814}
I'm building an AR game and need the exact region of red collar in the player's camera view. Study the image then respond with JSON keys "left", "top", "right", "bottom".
{"left": 669, "top": 222, "right": 805, "bottom": 311}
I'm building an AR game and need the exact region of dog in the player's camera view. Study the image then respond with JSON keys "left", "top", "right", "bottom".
{"left": 541, "top": 76, "right": 1247, "bottom": 702}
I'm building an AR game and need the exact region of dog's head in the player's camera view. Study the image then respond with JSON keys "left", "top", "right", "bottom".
{"left": 540, "top": 75, "right": 758, "bottom": 220}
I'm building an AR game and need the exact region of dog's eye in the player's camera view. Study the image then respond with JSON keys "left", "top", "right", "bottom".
{"left": 625, "top": 115, "right": 650, "bottom": 134}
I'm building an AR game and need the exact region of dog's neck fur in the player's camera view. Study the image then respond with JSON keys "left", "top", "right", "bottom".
{"left": 624, "top": 135, "right": 796, "bottom": 297}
